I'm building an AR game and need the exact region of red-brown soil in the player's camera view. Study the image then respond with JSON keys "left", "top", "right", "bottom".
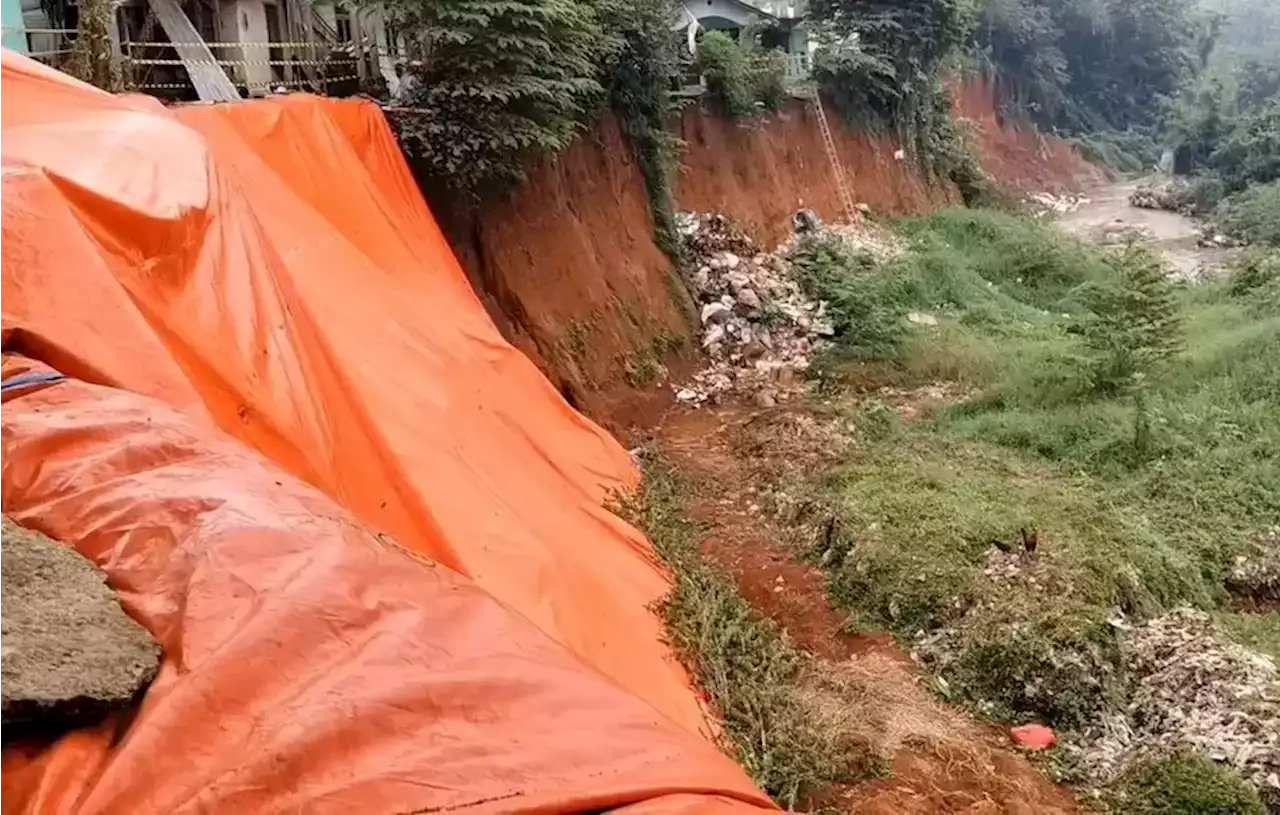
{"left": 675, "top": 100, "right": 958, "bottom": 247}
{"left": 436, "top": 83, "right": 1098, "bottom": 434}
{"left": 953, "top": 80, "right": 1107, "bottom": 194}
{"left": 657, "top": 404, "right": 1083, "bottom": 815}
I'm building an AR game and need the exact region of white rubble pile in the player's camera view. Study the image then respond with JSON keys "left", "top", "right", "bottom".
{"left": 673, "top": 211, "right": 840, "bottom": 407}
{"left": 1226, "top": 528, "right": 1280, "bottom": 604}
{"left": 1027, "top": 191, "right": 1091, "bottom": 219}
{"left": 1069, "top": 609, "right": 1280, "bottom": 795}
{"left": 1196, "top": 224, "right": 1242, "bottom": 249}
{"left": 1130, "top": 179, "right": 1194, "bottom": 213}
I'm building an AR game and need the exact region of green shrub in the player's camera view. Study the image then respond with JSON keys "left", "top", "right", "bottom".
{"left": 697, "top": 32, "right": 756, "bottom": 117}
{"left": 1214, "top": 181, "right": 1280, "bottom": 247}
{"left": 696, "top": 32, "right": 789, "bottom": 118}
{"left": 1229, "top": 251, "right": 1280, "bottom": 297}
{"left": 1078, "top": 243, "right": 1183, "bottom": 395}
{"left": 787, "top": 235, "right": 907, "bottom": 361}
{"left": 1188, "top": 175, "right": 1227, "bottom": 214}
{"left": 749, "top": 49, "right": 788, "bottom": 112}
{"left": 382, "top": 0, "right": 615, "bottom": 192}
{"left": 1109, "top": 751, "right": 1265, "bottom": 815}
{"left": 1212, "top": 102, "right": 1280, "bottom": 192}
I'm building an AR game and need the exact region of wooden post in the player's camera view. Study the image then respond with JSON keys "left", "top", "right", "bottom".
{"left": 350, "top": 3, "right": 365, "bottom": 82}
{"left": 106, "top": 2, "right": 124, "bottom": 79}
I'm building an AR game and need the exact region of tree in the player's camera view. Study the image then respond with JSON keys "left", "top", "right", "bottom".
{"left": 971, "top": 0, "right": 1207, "bottom": 134}
{"left": 381, "top": 0, "right": 618, "bottom": 193}
{"left": 973, "top": 0, "right": 1068, "bottom": 121}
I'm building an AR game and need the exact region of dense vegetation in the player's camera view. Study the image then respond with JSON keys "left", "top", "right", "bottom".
{"left": 974, "top": 0, "right": 1209, "bottom": 135}
{"left": 789, "top": 209, "right": 1277, "bottom": 813}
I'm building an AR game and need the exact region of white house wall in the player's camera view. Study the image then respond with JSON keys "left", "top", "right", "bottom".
{"left": 218, "top": 0, "right": 273, "bottom": 91}
{"left": 686, "top": 0, "right": 765, "bottom": 30}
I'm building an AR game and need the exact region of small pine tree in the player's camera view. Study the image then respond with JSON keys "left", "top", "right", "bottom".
{"left": 1082, "top": 242, "right": 1183, "bottom": 395}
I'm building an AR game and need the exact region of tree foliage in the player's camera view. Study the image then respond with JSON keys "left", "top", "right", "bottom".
{"left": 695, "top": 31, "right": 788, "bottom": 118}
{"left": 810, "top": 0, "right": 972, "bottom": 128}
{"left": 809, "top": 0, "right": 981, "bottom": 193}
{"left": 1080, "top": 242, "right": 1183, "bottom": 395}
{"left": 972, "top": 0, "right": 1208, "bottom": 134}
{"left": 381, "top": 0, "right": 618, "bottom": 193}
{"left": 599, "top": 0, "right": 684, "bottom": 256}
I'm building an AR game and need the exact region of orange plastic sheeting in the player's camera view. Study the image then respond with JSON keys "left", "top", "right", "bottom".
{"left": 0, "top": 51, "right": 701, "bottom": 734}
{"left": 1, "top": 365, "right": 773, "bottom": 814}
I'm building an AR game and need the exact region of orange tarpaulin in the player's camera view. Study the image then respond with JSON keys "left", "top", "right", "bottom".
{"left": 0, "top": 51, "right": 772, "bottom": 813}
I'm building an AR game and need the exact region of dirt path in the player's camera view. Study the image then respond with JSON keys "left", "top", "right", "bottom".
{"left": 657, "top": 405, "right": 1082, "bottom": 814}
{"left": 1055, "top": 177, "right": 1237, "bottom": 279}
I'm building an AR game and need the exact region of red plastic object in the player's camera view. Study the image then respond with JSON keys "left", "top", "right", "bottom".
{"left": 1010, "top": 724, "right": 1057, "bottom": 751}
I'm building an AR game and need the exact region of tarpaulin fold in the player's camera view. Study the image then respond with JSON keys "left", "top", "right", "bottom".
{"left": 1, "top": 362, "right": 770, "bottom": 813}
{"left": 0, "top": 50, "right": 772, "bottom": 813}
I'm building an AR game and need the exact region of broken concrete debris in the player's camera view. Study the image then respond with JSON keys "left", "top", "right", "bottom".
{"left": 673, "top": 210, "right": 900, "bottom": 407}
{"left": 673, "top": 211, "right": 835, "bottom": 407}
{"left": 2, "top": 517, "right": 162, "bottom": 734}
{"left": 1027, "top": 191, "right": 1090, "bottom": 219}
{"left": 1069, "top": 608, "right": 1279, "bottom": 796}
{"left": 1129, "top": 179, "right": 1195, "bottom": 214}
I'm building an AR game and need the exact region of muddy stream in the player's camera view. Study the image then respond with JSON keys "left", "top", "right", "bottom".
{"left": 1056, "top": 177, "right": 1238, "bottom": 278}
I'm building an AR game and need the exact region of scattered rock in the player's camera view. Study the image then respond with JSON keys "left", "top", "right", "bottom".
{"left": 1011, "top": 724, "right": 1057, "bottom": 751}
{"left": 2, "top": 517, "right": 162, "bottom": 734}
{"left": 907, "top": 311, "right": 939, "bottom": 327}
{"left": 701, "top": 301, "right": 732, "bottom": 325}
{"left": 755, "top": 390, "right": 777, "bottom": 408}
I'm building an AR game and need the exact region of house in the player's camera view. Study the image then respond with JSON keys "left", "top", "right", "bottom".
{"left": 15, "top": 0, "right": 402, "bottom": 99}
{"left": 674, "top": 0, "right": 812, "bottom": 80}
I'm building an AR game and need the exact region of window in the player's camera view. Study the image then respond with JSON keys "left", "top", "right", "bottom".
{"left": 334, "top": 8, "right": 351, "bottom": 43}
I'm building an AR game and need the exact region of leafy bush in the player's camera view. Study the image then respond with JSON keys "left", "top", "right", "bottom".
{"left": 696, "top": 32, "right": 756, "bottom": 117}
{"left": 380, "top": 0, "right": 616, "bottom": 192}
{"left": 1188, "top": 175, "right": 1227, "bottom": 213}
{"left": 1079, "top": 243, "right": 1183, "bottom": 395}
{"left": 749, "top": 49, "right": 788, "bottom": 112}
{"left": 1214, "top": 181, "right": 1280, "bottom": 247}
{"left": 601, "top": 0, "right": 684, "bottom": 257}
{"left": 1229, "top": 250, "right": 1280, "bottom": 292}
{"left": 696, "top": 32, "right": 788, "bottom": 118}
{"left": 1108, "top": 751, "right": 1266, "bottom": 815}
{"left": 1211, "top": 102, "right": 1280, "bottom": 191}
{"left": 788, "top": 235, "right": 907, "bottom": 361}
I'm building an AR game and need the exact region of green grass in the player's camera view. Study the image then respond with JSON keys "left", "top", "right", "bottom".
{"left": 790, "top": 208, "right": 1279, "bottom": 789}
{"left": 612, "top": 452, "right": 869, "bottom": 808}
{"left": 1106, "top": 752, "right": 1266, "bottom": 815}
